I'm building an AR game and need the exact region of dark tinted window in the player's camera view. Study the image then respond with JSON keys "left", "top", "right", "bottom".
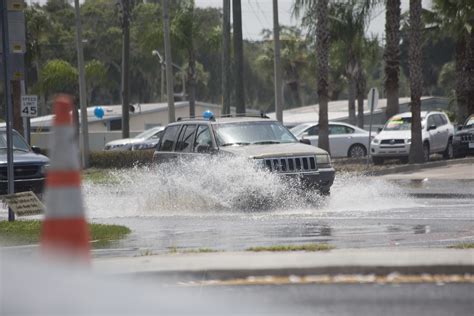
{"left": 329, "top": 124, "right": 349, "bottom": 135}
{"left": 110, "top": 119, "right": 122, "bottom": 131}
{"left": 305, "top": 125, "right": 319, "bottom": 136}
{"left": 194, "top": 125, "right": 212, "bottom": 152}
{"left": 176, "top": 124, "right": 197, "bottom": 152}
{"left": 159, "top": 125, "right": 180, "bottom": 151}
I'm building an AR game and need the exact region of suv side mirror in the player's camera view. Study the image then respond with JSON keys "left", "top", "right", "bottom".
{"left": 300, "top": 139, "right": 311, "bottom": 145}
{"left": 31, "top": 146, "right": 42, "bottom": 154}
{"left": 300, "top": 132, "right": 309, "bottom": 139}
{"left": 377, "top": 127, "right": 382, "bottom": 133}
{"left": 428, "top": 125, "right": 437, "bottom": 131}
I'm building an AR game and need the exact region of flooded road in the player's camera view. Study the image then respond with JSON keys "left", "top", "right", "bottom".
{"left": 77, "top": 160, "right": 474, "bottom": 257}
{"left": 2, "top": 158, "right": 473, "bottom": 257}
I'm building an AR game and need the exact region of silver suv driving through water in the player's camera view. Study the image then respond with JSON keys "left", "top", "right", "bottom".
{"left": 152, "top": 115, "right": 335, "bottom": 195}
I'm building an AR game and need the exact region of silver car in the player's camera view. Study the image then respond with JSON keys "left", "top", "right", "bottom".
{"left": 104, "top": 126, "right": 164, "bottom": 151}
{"left": 290, "top": 122, "right": 371, "bottom": 158}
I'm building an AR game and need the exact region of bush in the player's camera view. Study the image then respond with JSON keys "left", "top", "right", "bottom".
{"left": 89, "top": 150, "right": 154, "bottom": 168}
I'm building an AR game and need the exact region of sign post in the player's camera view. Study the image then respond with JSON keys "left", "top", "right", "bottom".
{"left": 366, "top": 87, "right": 379, "bottom": 166}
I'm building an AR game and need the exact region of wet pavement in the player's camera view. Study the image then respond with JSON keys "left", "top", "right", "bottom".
{"left": 1, "top": 161, "right": 473, "bottom": 257}
{"left": 86, "top": 175, "right": 473, "bottom": 257}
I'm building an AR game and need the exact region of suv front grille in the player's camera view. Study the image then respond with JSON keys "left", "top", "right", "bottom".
{"left": 260, "top": 156, "right": 317, "bottom": 173}
{"left": 0, "top": 165, "right": 41, "bottom": 180}
{"left": 381, "top": 139, "right": 404, "bottom": 145}
{"left": 461, "top": 134, "right": 473, "bottom": 142}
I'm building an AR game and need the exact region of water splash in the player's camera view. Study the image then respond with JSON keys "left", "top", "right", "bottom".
{"left": 83, "top": 156, "right": 323, "bottom": 218}
{"left": 82, "top": 157, "right": 414, "bottom": 219}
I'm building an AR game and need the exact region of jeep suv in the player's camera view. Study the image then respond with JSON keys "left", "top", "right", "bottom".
{"left": 153, "top": 116, "right": 335, "bottom": 194}
{"left": 371, "top": 111, "right": 454, "bottom": 164}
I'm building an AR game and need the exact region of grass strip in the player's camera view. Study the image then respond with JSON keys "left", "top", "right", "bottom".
{"left": 447, "top": 243, "right": 474, "bottom": 249}
{"left": 0, "top": 220, "right": 130, "bottom": 248}
{"left": 246, "top": 243, "right": 334, "bottom": 252}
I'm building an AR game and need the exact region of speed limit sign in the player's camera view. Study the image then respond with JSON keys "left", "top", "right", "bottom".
{"left": 21, "top": 95, "right": 38, "bottom": 117}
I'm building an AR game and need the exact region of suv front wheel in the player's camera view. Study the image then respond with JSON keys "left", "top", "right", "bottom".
{"left": 423, "top": 142, "right": 430, "bottom": 162}
{"left": 443, "top": 138, "right": 454, "bottom": 160}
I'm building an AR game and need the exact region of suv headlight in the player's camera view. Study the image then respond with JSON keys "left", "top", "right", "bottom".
{"left": 372, "top": 138, "right": 379, "bottom": 144}
{"left": 316, "top": 154, "right": 331, "bottom": 167}
{"left": 40, "top": 164, "right": 49, "bottom": 175}
{"left": 405, "top": 138, "right": 411, "bottom": 144}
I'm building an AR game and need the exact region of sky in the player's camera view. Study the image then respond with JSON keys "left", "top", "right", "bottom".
{"left": 195, "top": 0, "right": 433, "bottom": 41}
{"left": 30, "top": 0, "right": 434, "bottom": 41}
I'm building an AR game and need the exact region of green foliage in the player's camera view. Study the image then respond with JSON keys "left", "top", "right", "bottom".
{"left": 89, "top": 150, "right": 154, "bottom": 169}
{"left": 0, "top": 220, "right": 130, "bottom": 247}
{"left": 247, "top": 243, "right": 334, "bottom": 252}
{"left": 39, "top": 59, "right": 78, "bottom": 95}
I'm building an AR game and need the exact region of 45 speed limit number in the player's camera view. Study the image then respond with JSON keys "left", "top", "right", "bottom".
{"left": 21, "top": 95, "right": 38, "bottom": 117}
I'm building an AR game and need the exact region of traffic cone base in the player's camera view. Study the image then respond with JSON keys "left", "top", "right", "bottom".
{"left": 41, "top": 218, "right": 90, "bottom": 258}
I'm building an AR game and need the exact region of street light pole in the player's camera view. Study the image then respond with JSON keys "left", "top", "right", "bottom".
{"left": 273, "top": 0, "right": 283, "bottom": 123}
{"left": 163, "top": 0, "right": 175, "bottom": 123}
{"left": 74, "top": 0, "right": 89, "bottom": 168}
{"left": 1, "top": 0, "right": 15, "bottom": 221}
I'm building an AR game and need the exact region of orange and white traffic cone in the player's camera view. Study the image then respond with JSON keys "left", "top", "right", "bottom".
{"left": 40, "top": 95, "right": 90, "bottom": 262}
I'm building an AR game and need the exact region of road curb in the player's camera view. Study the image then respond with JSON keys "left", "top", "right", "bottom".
{"left": 93, "top": 249, "right": 474, "bottom": 281}
{"left": 369, "top": 157, "right": 474, "bottom": 176}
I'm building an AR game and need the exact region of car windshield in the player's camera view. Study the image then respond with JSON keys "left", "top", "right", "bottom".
{"left": 214, "top": 121, "right": 297, "bottom": 146}
{"left": 0, "top": 131, "right": 31, "bottom": 152}
{"left": 464, "top": 115, "right": 474, "bottom": 128}
{"left": 290, "top": 124, "right": 312, "bottom": 136}
{"left": 134, "top": 127, "right": 161, "bottom": 139}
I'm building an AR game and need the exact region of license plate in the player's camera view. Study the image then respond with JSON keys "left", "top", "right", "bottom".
{"left": 469, "top": 142, "right": 474, "bottom": 149}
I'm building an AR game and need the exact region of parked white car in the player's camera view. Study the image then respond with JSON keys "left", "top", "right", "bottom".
{"left": 104, "top": 126, "right": 164, "bottom": 151}
{"left": 371, "top": 111, "right": 454, "bottom": 164}
{"left": 290, "top": 122, "right": 371, "bottom": 158}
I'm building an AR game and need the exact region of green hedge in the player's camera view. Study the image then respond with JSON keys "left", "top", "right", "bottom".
{"left": 89, "top": 150, "right": 154, "bottom": 168}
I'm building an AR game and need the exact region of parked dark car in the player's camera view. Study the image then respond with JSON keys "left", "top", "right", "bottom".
{"left": 0, "top": 128, "right": 49, "bottom": 195}
{"left": 153, "top": 116, "right": 335, "bottom": 195}
{"left": 453, "top": 114, "right": 474, "bottom": 157}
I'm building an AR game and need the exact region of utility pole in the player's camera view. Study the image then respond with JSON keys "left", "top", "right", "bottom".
{"left": 163, "top": 0, "right": 175, "bottom": 122}
{"left": 273, "top": 0, "right": 283, "bottom": 122}
{"left": 1, "top": 0, "right": 15, "bottom": 221}
{"left": 121, "top": 0, "right": 130, "bottom": 138}
{"left": 232, "top": 0, "right": 245, "bottom": 114}
{"left": 74, "top": 0, "right": 89, "bottom": 168}
{"left": 222, "top": 0, "right": 231, "bottom": 115}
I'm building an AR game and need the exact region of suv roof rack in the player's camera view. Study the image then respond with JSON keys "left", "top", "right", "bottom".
{"left": 220, "top": 112, "right": 270, "bottom": 119}
{"left": 177, "top": 112, "right": 270, "bottom": 122}
{"left": 176, "top": 115, "right": 216, "bottom": 122}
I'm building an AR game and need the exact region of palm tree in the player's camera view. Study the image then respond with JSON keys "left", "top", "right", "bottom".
{"left": 431, "top": 0, "right": 474, "bottom": 123}
{"left": 316, "top": 0, "right": 330, "bottom": 152}
{"left": 293, "top": 0, "right": 330, "bottom": 152}
{"left": 384, "top": 0, "right": 401, "bottom": 119}
{"left": 233, "top": 0, "right": 245, "bottom": 114}
{"left": 408, "top": 0, "right": 424, "bottom": 164}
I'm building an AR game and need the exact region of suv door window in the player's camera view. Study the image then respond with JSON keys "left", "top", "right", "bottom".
{"left": 194, "top": 125, "right": 212, "bottom": 153}
{"left": 434, "top": 114, "right": 444, "bottom": 127}
{"left": 158, "top": 125, "right": 180, "bottom": 151}
{"left": 427, "top": 115, "right": 437, "bottom": 129}
{"left": 176, "top": 124, "right": 197, "bottom": 152}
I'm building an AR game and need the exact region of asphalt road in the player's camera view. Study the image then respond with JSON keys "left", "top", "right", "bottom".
{"left": 197, "top": 283, "right": 474, "bottom": 316}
